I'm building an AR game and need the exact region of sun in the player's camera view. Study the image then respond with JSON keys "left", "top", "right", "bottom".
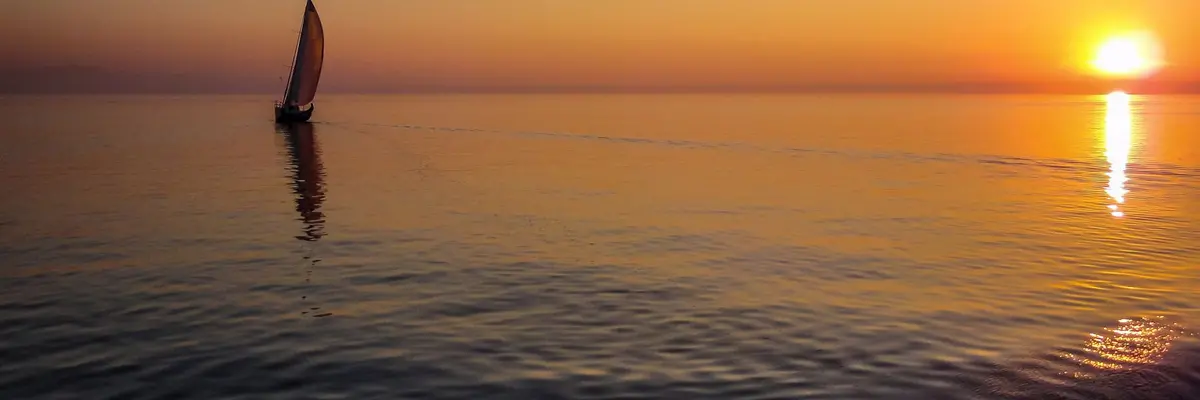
{"left": 1091, "top": 31, "right": 1164, "bottom": 78}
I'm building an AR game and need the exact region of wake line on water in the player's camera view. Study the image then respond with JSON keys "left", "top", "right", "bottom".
{"left": 310, "top": 120, "right": 1200, "bottom": 180}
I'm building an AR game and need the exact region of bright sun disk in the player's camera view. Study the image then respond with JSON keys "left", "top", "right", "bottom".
{"left": 1092, "top": 31, "right": 1164, "bottom": 78}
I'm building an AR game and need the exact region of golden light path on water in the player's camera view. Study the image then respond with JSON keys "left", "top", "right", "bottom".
{"left": 1065, "top": 317, "right": 1185, "bottom": 377}
{"left": 1104, "top": 91, "right": 1132, "bottom": 218}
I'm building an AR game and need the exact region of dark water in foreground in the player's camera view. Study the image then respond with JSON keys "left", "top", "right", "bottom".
{"left": 2, "top": 93, "right": 1200, "bottom": 399}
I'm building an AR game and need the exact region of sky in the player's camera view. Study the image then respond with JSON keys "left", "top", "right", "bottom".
{"left": 2, "top": 0, "right": 1198, "bottom": 93}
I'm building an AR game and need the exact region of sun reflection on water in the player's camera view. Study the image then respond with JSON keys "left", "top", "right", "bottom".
{"left": 1064, "top": 317, "right": 1185, "bottom": 377}
{"left": 1104, "top": 91, "right": 1132, "bottom": 217}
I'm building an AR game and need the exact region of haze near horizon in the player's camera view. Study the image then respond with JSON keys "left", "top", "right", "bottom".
{"left": 3, "top": 0, "right": 1198, "bottom": 93}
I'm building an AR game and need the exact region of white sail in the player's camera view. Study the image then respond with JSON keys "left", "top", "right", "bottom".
{"left": 283, "top": 0, "right": 324, "bottom": 107}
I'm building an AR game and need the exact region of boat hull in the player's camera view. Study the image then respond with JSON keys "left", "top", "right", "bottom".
{"left": 275, "top": 104, "right": 314, "bottom": 123}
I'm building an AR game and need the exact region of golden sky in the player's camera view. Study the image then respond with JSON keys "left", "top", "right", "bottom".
{"left": 3, "top": 0, "right": 1198, "bottom": 92}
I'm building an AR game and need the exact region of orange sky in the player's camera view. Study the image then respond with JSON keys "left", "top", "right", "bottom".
{"left": 3, "top": 0, "right": 1198, "bottom": 93}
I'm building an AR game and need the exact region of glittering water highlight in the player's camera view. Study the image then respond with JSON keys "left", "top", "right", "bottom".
{"left": 1104, "top": 90, "right": 1133, "bottom": 218}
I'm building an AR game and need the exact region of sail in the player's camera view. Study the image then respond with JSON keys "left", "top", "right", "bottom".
{"left": 283, "top": 0, "right": 324, "bottom": 107}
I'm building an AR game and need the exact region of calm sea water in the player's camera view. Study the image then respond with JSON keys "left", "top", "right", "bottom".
{"left": 1, "top": 93, "right": 1199, "bottom": 399}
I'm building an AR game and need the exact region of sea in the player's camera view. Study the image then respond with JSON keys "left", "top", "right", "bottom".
{"left": 1, "top": 93, "right": 1199, "bottom": 399}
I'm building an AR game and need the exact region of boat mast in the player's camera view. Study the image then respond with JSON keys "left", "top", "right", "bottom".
{"left": 281, "top": 1, "right": 309, "bottom": 104}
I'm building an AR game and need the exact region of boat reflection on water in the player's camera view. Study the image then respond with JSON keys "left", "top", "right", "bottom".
{"left": 278, "top": 122, "right": 326, "bottom": 242}
{"left": 277, "top": 122, "right": 330, "bottom": 317}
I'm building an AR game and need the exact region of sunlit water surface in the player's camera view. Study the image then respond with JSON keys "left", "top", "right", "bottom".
{"left": 2, "top": 94, "right": 1199, "bottom": 399}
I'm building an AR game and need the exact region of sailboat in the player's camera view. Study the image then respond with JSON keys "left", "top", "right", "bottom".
{"left": 274, "top": 0, "right": 324, "bottom": 123}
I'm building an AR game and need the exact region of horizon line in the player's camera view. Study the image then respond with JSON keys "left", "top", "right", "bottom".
{"left": 5, "top": 87, "right": 1200, "bottom": 96}
{"left": 4, "top": 65, "right": 1198, "bottom": 95}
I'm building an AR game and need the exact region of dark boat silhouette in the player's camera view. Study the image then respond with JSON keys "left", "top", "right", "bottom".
{"left": 274, "top": 0, "right": 324, "bottom": 123}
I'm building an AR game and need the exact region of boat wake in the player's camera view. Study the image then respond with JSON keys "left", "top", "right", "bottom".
{"left": 314, "top": 120, "right": 1200, "bottom": 181}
